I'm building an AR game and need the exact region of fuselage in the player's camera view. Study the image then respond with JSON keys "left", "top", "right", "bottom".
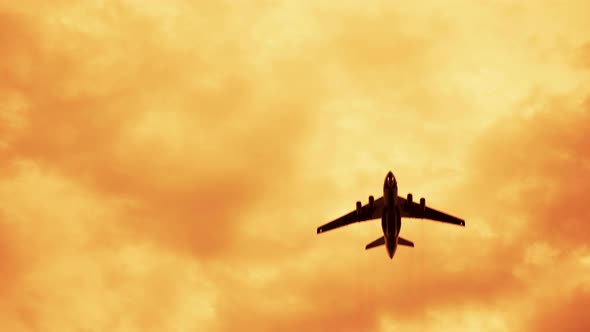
{"left": 382, "top": 171, "right": 401, "bottom": 259}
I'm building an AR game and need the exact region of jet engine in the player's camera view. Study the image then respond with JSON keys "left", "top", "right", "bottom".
{"left": 407, "top": 193, "right": 413, "bottom": 205}
{"left": 356, "top": 201, "right": 362, "bottom": 215}
{"left": 420, "top": 198, "right": 426, "bottom": 212}
{"left": 368, "top": 196, "right": 374, "bottom": 210}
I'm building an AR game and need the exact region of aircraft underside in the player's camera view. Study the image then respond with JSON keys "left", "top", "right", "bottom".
{"left": 316, "top": 170, "right": 465, "bottom": 261}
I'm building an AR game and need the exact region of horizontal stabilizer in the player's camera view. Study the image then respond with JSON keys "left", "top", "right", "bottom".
{"left": 365, "top": 236, "right": 385, "bottom": 250}
{"left": 398, "top": 236, "right": 414, "bottom": 247}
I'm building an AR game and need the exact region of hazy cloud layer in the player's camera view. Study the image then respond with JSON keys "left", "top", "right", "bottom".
{"left": 1, "top": 1, "right": 589, "bottom": 331}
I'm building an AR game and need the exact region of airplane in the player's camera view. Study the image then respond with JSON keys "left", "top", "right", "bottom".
{"left": 316, "top": 171, "right": 465, "bottom": 259}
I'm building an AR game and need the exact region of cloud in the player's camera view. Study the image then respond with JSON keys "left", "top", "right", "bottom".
{"left": 0, "top": 211, "right": 23, "bottom": 297}
{"left": 211, "top": 68, "right": 590, "bottom": 332}
{"left": 461, "top": 92, "right": 590, "bottom": 249}
{"left": 0, "top": 2, "right": 322, "bottom": 260}
{"left": 1, "top": 1, "right": 590, "bottom": 331}
{"left": 211, "top": 250, "right": 525, "bottom": 332}
{"left": 0, "top": 162, "right": 221, "bottom": 331}
{"left": 530, "top": 288, "right": 590, "bottom": 332}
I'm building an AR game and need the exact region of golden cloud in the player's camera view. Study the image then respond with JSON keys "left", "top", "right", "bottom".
{"left": 1, "top": 1, "right": 589, "bottom": 331}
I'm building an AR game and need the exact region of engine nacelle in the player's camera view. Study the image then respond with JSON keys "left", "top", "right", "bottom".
{"left": 356, "top": 201, "right": 362, "bottom": 215}
{"left": 420, "top": 197, "right": 426, "bottom": 212}
{"left": 407, "top": 193, "right": 413, "bottom": 206}
{"left": 368, "top": 196, "right": 374, "bottom": 210}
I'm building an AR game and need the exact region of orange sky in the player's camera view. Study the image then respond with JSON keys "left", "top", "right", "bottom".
{"left": 1, "top": 1, "right": 590, "bottom": 331}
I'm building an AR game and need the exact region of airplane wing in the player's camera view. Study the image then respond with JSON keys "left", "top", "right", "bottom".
{"left": 317, "top": 196, "right": 384, "bottom": 234}
{"left": 397, "top": 195, "right": 465, "bottom": 227}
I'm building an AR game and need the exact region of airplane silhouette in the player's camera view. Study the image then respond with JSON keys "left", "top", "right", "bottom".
{"left": 317, "top": 170, "right": 465, "bottom": 259}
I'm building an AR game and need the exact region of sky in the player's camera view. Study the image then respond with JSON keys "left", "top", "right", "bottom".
{"left": 1, "top": 1, "right": 589, "bottom": 331}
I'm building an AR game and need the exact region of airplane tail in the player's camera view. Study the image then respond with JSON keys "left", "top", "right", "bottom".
{"left": 398, "top": 236, "right": 414, "bottom": 247}
{"left": 365, "top": 236, "right": 385, "bottom": 250}
{"left": 365, "top": 236, "right": 415, "bottom": 250}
